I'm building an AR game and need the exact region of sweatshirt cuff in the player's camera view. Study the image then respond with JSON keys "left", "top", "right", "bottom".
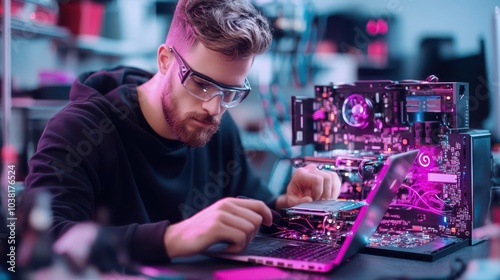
{"left": 129, "top": 221, "right": 171, "bottom": 265}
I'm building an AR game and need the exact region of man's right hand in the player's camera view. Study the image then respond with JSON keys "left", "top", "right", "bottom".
{"left": 163, "top": 197, "right": 272, "bottom": 259}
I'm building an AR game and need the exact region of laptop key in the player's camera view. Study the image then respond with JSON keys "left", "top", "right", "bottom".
{"left": 261, "top": 243, "right": 339, "bottom": 262}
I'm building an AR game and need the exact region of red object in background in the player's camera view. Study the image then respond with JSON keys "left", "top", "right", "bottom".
{"left": 0, "top": 1, "right": 25, "bottom": 20}
{"left": 367, "top": 39, "right": 388, "bottom": 66}
{"left": 58, "top": 1, "right": 104, "bottom": 36}
{"left": 1, "top": 145, "right": 18, "bottom": 164}
{"left": 0, "top": 0, "right": 59, "bottom": 25}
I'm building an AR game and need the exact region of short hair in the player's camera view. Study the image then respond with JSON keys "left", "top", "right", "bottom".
{"left": 165, "top": 0, "right": 272, "bottom": 60}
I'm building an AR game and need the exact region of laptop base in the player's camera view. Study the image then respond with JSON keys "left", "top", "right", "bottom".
{"left": 362, "top": 236, "right": 469, "bottom": 261}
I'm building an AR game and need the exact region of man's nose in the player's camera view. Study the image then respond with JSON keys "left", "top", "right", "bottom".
{"left": 201, "top": 94, "right": 222, "bottom": 116}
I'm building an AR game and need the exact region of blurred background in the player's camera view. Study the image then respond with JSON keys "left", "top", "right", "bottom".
{"left": 0, "top": 0, "right": 499, "bottom": 190}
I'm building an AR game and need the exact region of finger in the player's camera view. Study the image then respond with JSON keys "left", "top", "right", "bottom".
{"left": 200, "top": 210, "right": 257, "bottom": 252}
{"left": 304, "top": 172, "right": 325, "bottom": 200}
{"left": 318, "top": 170, "right": 333, "bottom": 200}
{"left": 223, "top": 204, "right": 265, "bottom": 242}
{"left": 226, "top": 198, "right": 273, "bottom": 226}
{"left": 218, "top": 224, "right": 248, "bottom": 253}
{"left": 220, "top": 211, "right": 260, "bottom": 249}
{"left": 300, "top": 166, "right": 325, "bottom": 200}
{"left": 298, "top": 196, "right": 313, "bottom": 204}
{"left": 331, "top": 172, "right": 342, "bottom": 199}
{"left": 304, "top": 166, "right": 341, "bottom": 200}
{"left": 310, "top": 178, "right": 324, "bottom": 200}
{"left": 286, "top": 192, "right": 301, "bottom": 206}
{"left": 219, "top": 211, "right": 257, "bottom": 235}
{"left": 319, "top": 170, "right": 342, "bottom": 200}
{"left": 181, "top": 211, "right": 250, "bottom": 254}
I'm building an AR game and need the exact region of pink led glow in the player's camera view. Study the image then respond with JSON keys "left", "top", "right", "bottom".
{"left": 313, "top": 110, "right": 326, "bottom": 120}
{"left": 214, "top": 267, "right": 292, "bottom": 279}
{"left": 366, "top": 19, "right": 389, "bottom": 35}
{"left": 141, "top": 266, "right": 180, "bottom": 278}
{"left": 366, "top": 19, "right": 378, "bottom": 35}
{"left": 377, "top": 19, "right": 388, "bottom": 34}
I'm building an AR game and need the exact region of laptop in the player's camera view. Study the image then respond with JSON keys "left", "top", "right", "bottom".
{"left": 206, "top": 149, "right": 419, "bottom": 273}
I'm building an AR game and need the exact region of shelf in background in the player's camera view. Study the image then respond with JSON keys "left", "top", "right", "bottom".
{"left": 2, "top": 18, "right": 156, "bottom": 58}
{"left": 11, "top": 97, "right": 69, "bottom": 110}
{"left": 66, "top": 35, "right": 157, "bottom": 57}
{"left": 1, "top": 17, "right": 71, "bottom": 40}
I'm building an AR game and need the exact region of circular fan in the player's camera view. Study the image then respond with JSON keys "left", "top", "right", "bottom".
{"left": 342, "top": 94, "right": 373, "bottom": 128}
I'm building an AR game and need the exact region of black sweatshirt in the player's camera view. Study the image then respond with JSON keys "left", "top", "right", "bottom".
{"left": 23, "top": 66, "right": 277, "bottom": 265}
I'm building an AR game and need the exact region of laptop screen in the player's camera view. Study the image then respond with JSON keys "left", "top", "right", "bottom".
{"left": 334, "top": 149, "right": 418, "bottom": 264}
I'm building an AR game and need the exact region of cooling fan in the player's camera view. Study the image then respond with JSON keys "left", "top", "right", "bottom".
{"left": 341, "top": 94, "right": 373, "bottom": 128}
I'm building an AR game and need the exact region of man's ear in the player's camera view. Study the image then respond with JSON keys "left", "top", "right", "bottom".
{"left": 157, "top": 44, "right": 171, "bottom": 75}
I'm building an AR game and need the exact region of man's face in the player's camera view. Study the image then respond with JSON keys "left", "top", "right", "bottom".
{"left": 160, "top": 43, "right": 253, "bottom": 148}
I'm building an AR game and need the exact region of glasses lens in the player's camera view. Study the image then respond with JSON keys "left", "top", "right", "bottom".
{"left": 184, "top": 74, "right": 249, "bottom": 107}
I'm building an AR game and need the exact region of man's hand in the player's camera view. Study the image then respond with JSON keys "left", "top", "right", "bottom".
{"left": 163, "top": 197, "right": 272, "bottom": 259}
{"left": 277, "top": 164, "right": 341, "bottom": 210}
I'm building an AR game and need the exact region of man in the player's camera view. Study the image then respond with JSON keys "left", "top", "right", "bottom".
{"left": 23, "top": 0, "right": 341, "bottom": 265}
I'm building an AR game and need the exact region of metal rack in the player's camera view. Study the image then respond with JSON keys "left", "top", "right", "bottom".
{"left": 1, "top": 0, "right": 12, "bottom": 225}
{"left": 2, "top": 0, "right": 12, "bottom": 168}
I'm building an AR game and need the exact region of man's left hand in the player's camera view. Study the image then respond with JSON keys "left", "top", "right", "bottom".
{"left": 276, "top": 164, "right": 341, "bottom": 210}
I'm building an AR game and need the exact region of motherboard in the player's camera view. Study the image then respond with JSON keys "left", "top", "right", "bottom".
{"left": 289, "top": 77, "right": 491, "bottom": 260}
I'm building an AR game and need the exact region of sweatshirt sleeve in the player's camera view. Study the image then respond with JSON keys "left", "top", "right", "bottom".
{"left": 124, "top": 221, "right": 171, "bottom": 264}
{"left": 22, "top": 101, "right": 171, "bottom": 265}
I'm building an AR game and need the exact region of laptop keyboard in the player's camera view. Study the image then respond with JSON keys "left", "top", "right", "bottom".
{"left": 261, "top": 243, "right": 340, "bottom": 262}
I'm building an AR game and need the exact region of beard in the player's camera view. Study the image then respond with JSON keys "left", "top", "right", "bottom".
{"left": 161, "top": 79, "right": 220, "bottom": 148}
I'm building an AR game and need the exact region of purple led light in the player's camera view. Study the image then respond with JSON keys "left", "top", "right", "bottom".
{"left": 313, "top": 110, "right": 326, "bottom": 120}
